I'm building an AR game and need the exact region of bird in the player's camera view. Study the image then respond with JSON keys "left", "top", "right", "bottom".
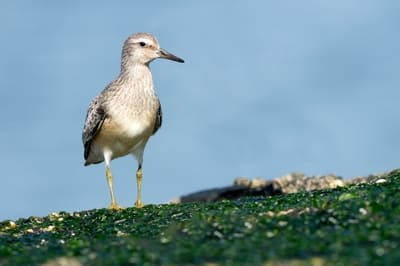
{"left": 82, "top": 32, "right": 184, "bottom": 209}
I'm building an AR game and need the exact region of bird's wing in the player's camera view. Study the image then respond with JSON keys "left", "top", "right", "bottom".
{"left": 82, "top": 95, "right": 107, "bottom": 160}
{"left": 152, "top": 99, "right": 162, "bottom": 135}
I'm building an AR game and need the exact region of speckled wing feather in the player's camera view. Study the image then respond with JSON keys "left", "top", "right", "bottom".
{"left": 82, "top": 95, "right": 106, "bottom": 161}
{"left": 152, "top": 99, "right": 162, "bottom": 135}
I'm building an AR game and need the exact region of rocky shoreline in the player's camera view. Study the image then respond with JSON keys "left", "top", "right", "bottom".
{"left": 173, "top": 168, "right": 400, "bottom": 203}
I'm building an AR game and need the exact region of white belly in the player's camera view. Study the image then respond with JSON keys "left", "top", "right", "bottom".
{"left": 88, "top": 114, "right": 154, "bottom": 164}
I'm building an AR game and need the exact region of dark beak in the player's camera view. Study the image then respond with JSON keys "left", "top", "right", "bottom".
{"left": 159, "top": 48, "right": 185, "bottom": 63}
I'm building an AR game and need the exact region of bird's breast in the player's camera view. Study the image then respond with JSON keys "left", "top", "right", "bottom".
{"left": 94, "top": 84, "right": 159, "bottom": 157}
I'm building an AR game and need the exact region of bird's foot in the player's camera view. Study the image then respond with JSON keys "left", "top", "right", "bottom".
{"left": 134, "top": 200, "right": 144, "bottom": 208}
{"left": 108, "top": 203, "right": 124, "bottom": 210}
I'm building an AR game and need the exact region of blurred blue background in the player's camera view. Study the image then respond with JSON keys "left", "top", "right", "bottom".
{"left": 1, "top": 1, "right": 399, "bottom": 221}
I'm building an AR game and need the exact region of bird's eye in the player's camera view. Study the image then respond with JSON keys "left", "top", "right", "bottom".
{"left": 139, "top": 42, "right": 146, "bottom": 47}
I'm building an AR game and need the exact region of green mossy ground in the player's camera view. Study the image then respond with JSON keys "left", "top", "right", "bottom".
{"left": 1, "top": 172, "right": 400, "bottom": 265}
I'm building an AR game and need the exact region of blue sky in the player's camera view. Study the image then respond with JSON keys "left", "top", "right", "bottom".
{"left": 1, "top": 1, "right": 399, "bottom": 220}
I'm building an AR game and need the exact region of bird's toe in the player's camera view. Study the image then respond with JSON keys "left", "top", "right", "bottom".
{"left": 108, "top": 203, "right": 125, "bottom": 210}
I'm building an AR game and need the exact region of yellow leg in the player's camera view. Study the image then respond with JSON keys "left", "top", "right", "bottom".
{"left": 106, "top": 166, "right": 123, "bottom": 210}
{"left": 134, "top": 167, "right": 144, "bottom": 208}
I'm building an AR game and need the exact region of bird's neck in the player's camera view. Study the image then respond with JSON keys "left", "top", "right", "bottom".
{"left": 120, "top": 64, "right": 154, "bottom": 92}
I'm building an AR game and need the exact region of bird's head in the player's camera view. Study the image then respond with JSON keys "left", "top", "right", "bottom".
{"left": 122, "top": 33, "right": 184, "bottom": 67}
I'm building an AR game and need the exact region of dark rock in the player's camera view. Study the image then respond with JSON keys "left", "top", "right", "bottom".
{"left": 172, "top": 169, "right": 400, "bottom": 203}
{"left": 174, "top": 181, "right": 282, "bottom": 203}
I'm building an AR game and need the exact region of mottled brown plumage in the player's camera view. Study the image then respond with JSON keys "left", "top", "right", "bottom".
{"left": 82, "top": 32, "right": 184, "bottom": 209}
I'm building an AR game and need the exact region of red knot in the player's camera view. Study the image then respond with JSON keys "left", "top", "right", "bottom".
{"left": 82, "top": 32, "right": 184, "bottom": 209}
